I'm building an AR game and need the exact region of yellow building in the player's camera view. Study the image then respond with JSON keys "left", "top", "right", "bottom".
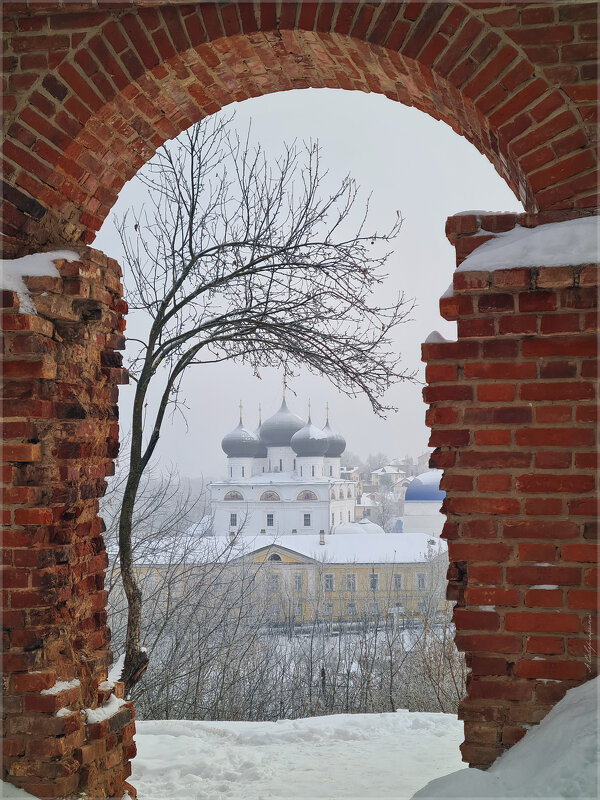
{"left": 230, "top": 530, "right": 448, "bottom": 628}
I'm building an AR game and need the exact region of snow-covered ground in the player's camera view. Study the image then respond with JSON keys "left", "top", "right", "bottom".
{"left": 415, "top": 676, "right": 598, "bottom": 799}
{"left": 131, "top": 677, "right": 598, "bottom": 800}
{"left": 132, "top": 710, "right": 464, "bottom": 800}
{"left": 3, "top": 678, "right": 597, "bottom": 799}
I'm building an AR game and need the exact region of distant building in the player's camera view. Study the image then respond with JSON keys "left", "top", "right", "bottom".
{"left": 204, "top": 404, "right": 448, "bottom": 628}
{"left": 229, "top": 531, "right": 448, "bottom": 626}
{"left": 211, "top": 399, "right": 357, "bottom": 538}
{"left": 402, "top": 469, "right": 445, "bottom": 537}
{"left": 355, "top": 492, "right": 376, "bottom": 521}
{"left": 370, "top": 464, "right": 407, "bottom": 487}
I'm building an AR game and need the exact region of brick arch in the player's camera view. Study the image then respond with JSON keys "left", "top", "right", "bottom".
{"left": 2, "top": 3, "right": 598, "bottom": 799}
{"left": 2, "top": 2, "right": 597, "bottom": 256}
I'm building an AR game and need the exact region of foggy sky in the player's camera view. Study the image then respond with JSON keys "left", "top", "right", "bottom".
{"left": 93, "top": 89, "right": 522, "bottom": 481}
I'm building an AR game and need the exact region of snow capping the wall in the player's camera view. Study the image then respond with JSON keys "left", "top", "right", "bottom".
{"left": 40, "top": 678, "right": 81, "bottom": 695}
{"left": 413, "top": 676, "right": 599, "bottom": 799}
{"left": 458, "top": 216, "right": 599, "bottom": 272}
{"left": 84, "top": 693, "right": 126, "bottom": 723}
{"left": 0, "top": 250, "right": 78, "bottom": 313}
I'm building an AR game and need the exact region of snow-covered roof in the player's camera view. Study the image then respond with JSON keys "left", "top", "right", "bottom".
{"left": 458, "top": 216, "right": 598, "bottom": 272}
{"left": 357, "top": 493, "right": 375, "bottom": 507}
{"left": 371, "top": 465, "right": 407, "bottom": 476}
{"left": 332, "top": 519, "right": 385, "bottom": 536}
{"left": 231, "top": 531, "right": 446, "bottom": 565}
{"left": 210, "top": 471, "right": 348, "bottom": 486}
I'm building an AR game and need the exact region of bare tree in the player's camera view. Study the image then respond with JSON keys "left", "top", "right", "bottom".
{"left": 114, "top": 116, "right": 415, "bottom": 690}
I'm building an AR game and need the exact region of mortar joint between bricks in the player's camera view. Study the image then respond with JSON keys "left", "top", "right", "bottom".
{"left": 530, "top": 267, "right": 539, "bottom": 291}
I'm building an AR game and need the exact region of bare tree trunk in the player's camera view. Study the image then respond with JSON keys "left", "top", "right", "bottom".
{"left": 118, "top": 470, "right": 149, "bottom": 693}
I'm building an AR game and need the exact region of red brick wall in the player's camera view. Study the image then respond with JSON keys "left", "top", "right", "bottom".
{"left": 2, "top": 250, "right": 136, "bottom": 799}
{"left": 1, "top": 2, "right": 598, "bottom": 796}
{"left": 424, "top": 210, "right": 598, "bottom": 768}
{"left": 1, "top": 2, "right": 598, "bottom": 255}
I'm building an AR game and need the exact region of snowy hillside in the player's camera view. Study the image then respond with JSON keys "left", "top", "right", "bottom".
{"left": 2, "top": 679, "right": 597, "bottom": 799}
{"left": 131, "top": 677, "right": 598, "bottom": 800}
{"left": 132, "top": 710, "right": 464, "bottom": 799}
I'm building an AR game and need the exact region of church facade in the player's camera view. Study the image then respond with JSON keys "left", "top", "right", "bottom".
{"left": 207, "top": 400, "right": 449, "bottom": 627}
{"left": 210, "top": 399, "right": 364, "bottom": 540}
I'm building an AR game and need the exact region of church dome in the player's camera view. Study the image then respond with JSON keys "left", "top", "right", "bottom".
{"left": 322, "top": 419, "right": 346, "bottom": 457}
{"left": 404, "top": 470, "right": 445, "bottom": 502}
{"left": 291, "top": 419, "right": 329, "bottom": 457}
{"left": 253, "top": 427, "right": 268, "bottom": 458}
{"left": 259, "top": 399, "right": 305, "bottom": 447}
{"left": 332, "top": 519, "right": 385, "bottom": 535}
{"left": 221, "top": 419, "right": 260, "bottom": 458}
{"left": 357, "top": 518, "right": 385, "bottom": 535}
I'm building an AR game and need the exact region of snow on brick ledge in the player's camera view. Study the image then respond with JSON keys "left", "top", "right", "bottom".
{"left": 0, "top": 250, "right": 78, "bottom": 313}
{"left": 457, "top": 217, "right": 599, "bottom": 273}
{"left": 40, "top": 678, "right": 81, "bottom": 695}
{"left": 84, "top": 693, "right": 127, "bottom": 724}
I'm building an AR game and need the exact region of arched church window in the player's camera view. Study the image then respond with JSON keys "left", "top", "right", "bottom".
{"left": 268, "top": 553, "right": 282, "bottom": 562}
{"left": 224, "top": 490, "right": 244, "bottom": 501}
{"left": 330, "top": 490, "right": 335, "bottom": 500}
{"left": 297, "top": 490, "right": 317, "bottom": 501}
{"left": 347, "top": 488, "right": 352, "bottom": 498}
{"left": 260, "top": 490, "right": 280, "bottom": 501}
{"left": 338, "top": 489, "right": 344, "bottom": 500}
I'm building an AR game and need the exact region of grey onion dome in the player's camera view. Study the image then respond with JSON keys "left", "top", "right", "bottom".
{"left": 322, "top": 419, "right": 346, "bottom": 457}
{"left": 253, "top": 425, "right": 268, "bottom": 458}
{"left": 291, "top": 419, "right": 330, "bottom": 456}
{"left": 259, "top": 399, "right": 305, "bottom": 446}
{"left": 221, "top": 419, "right": 260, "bottom": 458}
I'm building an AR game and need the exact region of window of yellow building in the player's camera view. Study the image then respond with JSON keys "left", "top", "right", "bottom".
{"left": 324, "top": 574, "right": 334, "bottom": 592}
{"left": 346, "top": 573, "right": 356, "bottom": 592}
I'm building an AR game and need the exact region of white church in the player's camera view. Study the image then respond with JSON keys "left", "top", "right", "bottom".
{"left": 210, "top": 399, "right": 446, "bottom": 541}
{"left": 204, "top": 400, "right": 449, "bottom": 626}
{"left": 210, "top": 399, "right": 364, "bottom": 539}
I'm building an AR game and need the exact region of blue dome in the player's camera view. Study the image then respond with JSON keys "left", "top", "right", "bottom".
{"left": 404, "top": 470, "right": 445, "bottom": 502}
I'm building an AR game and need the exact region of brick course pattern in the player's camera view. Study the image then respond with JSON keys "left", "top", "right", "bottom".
{"left": 2, "top": 251, "right": 136, "bottom": 799}
{"left": 1, "top": 2, "right": 598, "bottom": 797}
{"left": 425, "top": 211, "right": 598, "bottom": 768}
{"left": 1, "top": 2, "right": 598, "bottom": 256}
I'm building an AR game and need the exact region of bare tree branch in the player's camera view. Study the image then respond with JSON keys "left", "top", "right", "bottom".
{"left": 114, "top": 115, "right": 416, "bottom": 690}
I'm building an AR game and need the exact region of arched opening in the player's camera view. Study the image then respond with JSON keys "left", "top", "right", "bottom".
{"left": 2, "top": 5, "right": 596, "bottom": 798}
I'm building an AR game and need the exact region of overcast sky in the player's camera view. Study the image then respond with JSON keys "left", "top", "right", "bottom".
{"left": 94, "top": 88, "right": 522, "bottom": 481}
